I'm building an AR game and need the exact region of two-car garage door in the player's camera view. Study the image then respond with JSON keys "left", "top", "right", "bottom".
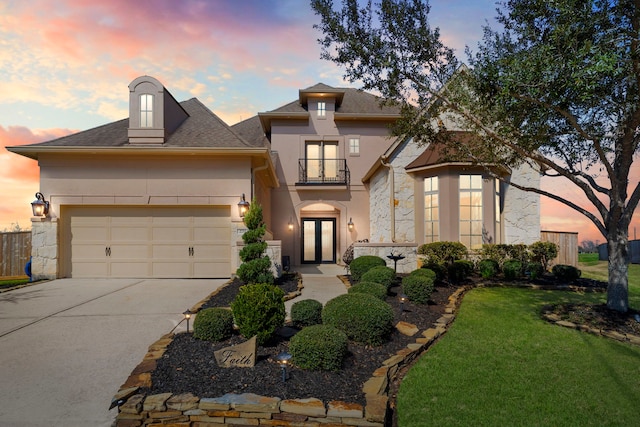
{"left": 69, "top": 207, "right": 231, "bottom": 278}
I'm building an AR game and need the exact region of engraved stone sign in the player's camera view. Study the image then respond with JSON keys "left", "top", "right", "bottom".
{"left": 214, "top": 335, "right": 257, "bottom": 368}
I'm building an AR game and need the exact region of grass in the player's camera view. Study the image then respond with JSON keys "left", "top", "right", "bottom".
{"left": 0, "top": 277, "right": 31, "bottom": 290}
{"left": 397, "top": 259, "right": 640, "bottom": 426}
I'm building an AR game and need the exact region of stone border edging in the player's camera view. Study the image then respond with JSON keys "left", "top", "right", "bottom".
{"left": 110, "top": 279, "right": 467, "bottom": 427}
{"left": 542, "top": 310, "right": 640, "bottom": 346}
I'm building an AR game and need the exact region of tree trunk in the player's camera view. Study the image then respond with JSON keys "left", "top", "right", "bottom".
{"left": 606, "top": 228, "right": 629, "bottom": 313}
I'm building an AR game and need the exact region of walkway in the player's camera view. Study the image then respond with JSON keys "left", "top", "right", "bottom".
{"left": 285, "top": 264, "right": 349, "bottom": 315}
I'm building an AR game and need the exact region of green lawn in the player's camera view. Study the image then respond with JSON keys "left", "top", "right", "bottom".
{"left": 0, "top": 277, "right": 30, "bottom": 290}
{"left": 397, "top": 260, "right": 640, "bottom": 426}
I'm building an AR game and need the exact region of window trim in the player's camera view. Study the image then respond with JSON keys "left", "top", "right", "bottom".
{"left": 139, "top": 94, "right": 154, "bottom": 128}
{"left": 317, "top": 101, "right": 326, "bottom": 118}
{"left": 348, "top": 137, "right": 360, "bottom": 156}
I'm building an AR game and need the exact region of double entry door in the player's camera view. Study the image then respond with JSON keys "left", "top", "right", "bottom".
{"left": 302, "top": 218, "right": 336, "bottom": 263}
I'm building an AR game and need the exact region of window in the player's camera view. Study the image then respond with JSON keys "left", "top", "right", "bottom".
{"left": 424, "top": 177, "right": 439, "bottom": 243}
{"left": 459, "top": 175, "right": 483, "bottom": 249}
{"left": 317, "top": 101, "right": 326, "bottom": 118}
{"left": 140, "top": 94, "right": 153, "bottom": 127}
{"left": 306, "top": 141, "right": 338, "bottom": 181}
{"left": 349, "top": 138, "right": 360, "bottom": 155}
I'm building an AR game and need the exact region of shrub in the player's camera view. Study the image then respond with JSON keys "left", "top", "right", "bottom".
{"left": 410, "top": 268, "right": 437, "bottom": 282}
{"left": 402, "top": 274, "right": 435, "bottom": 304}
{"left": 526, "top": 262, "right": 544, "bottom": 280}
{"left": 421, "top": 261, "right": 447, "bottom": 283}
{"left": 552, "top": 264, "right": 582, "bottom": 282}
{"left": 231, "top": 283, "right": 285, "bottom": 345}
{"left": 417, "top": 241, "right": 468, "bottom": 265}
{"left": 478, "top": 259, "right": 499, "bottom": 279}
{"left": 237, "top": 199, "right": 274, "bottom": 284}
{"left": 503, "top": 259, "right": 522, "bottom": 280}
{"left": 449, "top": 260, "right": 474, "bottom": 283}
{"left": 290, "top": 299, "right": 323, "bottom": 328}
{"left": 529, "top": 241, "right": 559, "bottom": 271}
{"left": 193, "top": 308, "right": 234, "bottom": 342}
{"left": 479, "top": 244, "right": 511, "bottom": 267}
{"left": 360, "top": 266, "right": 397, "bottom": 289}
{"left": 322, "top": 293, "right": 394, "bottom": 346}
{"left": 507, "top": 244, "right": 530, "bottom": 268}
{"left": 349, "top": 256, "right": 387, "bottom": 282}
{"left": 348, "top": 281, "right": 388, "bottom": 300}
{"left": 289, "top": 324, "right": 348, "bottom": 371}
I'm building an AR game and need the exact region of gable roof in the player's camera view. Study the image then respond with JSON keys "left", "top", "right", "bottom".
{"left": 12, "top": 98, "right": 262, "bottom": 151}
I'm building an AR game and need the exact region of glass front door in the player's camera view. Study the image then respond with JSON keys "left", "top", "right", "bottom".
{"left": 302, "top": 218, "right": 336, "bottom": 263}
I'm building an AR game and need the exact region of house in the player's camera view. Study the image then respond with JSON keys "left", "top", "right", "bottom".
{"left": 7, "top": 76, "right": 540, "bottom": 280}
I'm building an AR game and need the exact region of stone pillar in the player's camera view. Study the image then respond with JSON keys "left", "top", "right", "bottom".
{"left": 30, "top": 217, "right": 58, "bottom": 280}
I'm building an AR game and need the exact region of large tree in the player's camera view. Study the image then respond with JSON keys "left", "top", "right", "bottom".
{"left": 311, "top": 0, "right": 640, "bottom": 312}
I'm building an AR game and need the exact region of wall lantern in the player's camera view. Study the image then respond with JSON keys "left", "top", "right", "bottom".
{"left": 288, "top": 217, "right": 294, "bottom": 231}
{"left": 347, "top": 217, "right": 354, "bottom": 231}
{"left": 31, "top": 192, "right": 50, "bottom": 217}
{"left": 237, "top": 193, "right": 250, "bottom": 217}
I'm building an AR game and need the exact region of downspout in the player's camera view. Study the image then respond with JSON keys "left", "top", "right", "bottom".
{"left": 251, "top": 160, "right": 269, "bottom": 201}
{"left": 381, "top": 158, "right": 396, "bottom": 242}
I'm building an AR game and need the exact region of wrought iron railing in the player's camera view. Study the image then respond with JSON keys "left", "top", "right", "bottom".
{"left": 298, "top": 158, "right": 350, "bottom": 185}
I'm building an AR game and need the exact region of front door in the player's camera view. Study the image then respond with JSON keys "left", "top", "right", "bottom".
{"left": 302, "top": 218, "right": 336, "bottom": 263}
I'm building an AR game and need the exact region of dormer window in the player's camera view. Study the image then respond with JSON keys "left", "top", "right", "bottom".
{"left": 317, "top": 101, "right": 326, "bottom": 117}
{"left": 140, "top": 94, "right": 154, "bottom": 127}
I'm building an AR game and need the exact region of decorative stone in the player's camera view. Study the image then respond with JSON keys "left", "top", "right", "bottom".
{"left": 142, "top": 392, "right": 172, "bottom": 411}
{"left": 396, "top": 321, "right": 419, "bottom": 336}
{"left": 216, "top": 393, "right": 281, "bottom": 413}
{"left": 362, "top": 376, "right": 387, "bottom": 396}
{"left": 556, "top": 320, "right": 577, "bottom": 329}
{"left": 327, "top": 401, "right": 363, "bottom": 418}
{"left": 119, "top": 394, "right": 145, "bottom": 414}
{"left": 225, "top": 417, "right": 259, "bottom": 425}
{"left": 167, "top": 393, "right": 199, "bottom": 411}
{"left": 280, "top": 398, "right": 326, "bottom": 417}
{"left": 365, "top": 394, "right": 388, "bottom": 423}
{"left": 215, "top": 336, "right": 257, "bottom": 368}
{"left": 111, "top": 387, "right": 139, "bottom": 409}
{"left": 422, "top": 328, "right": 440, "bottom": 340}
{"left": 199, "top": 397, "right": 230, "bottom": 411}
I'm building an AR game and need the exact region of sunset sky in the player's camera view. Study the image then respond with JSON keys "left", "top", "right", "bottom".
{"left": 0, "top": 0, "right": 638, "bottom": 244}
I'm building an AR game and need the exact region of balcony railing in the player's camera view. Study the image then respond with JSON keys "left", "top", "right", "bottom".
{"left": 298, "top": 158, "right": 350, "bottom": 185}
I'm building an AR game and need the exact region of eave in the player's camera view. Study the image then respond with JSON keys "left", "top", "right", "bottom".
{"left": 257, "top": 112, "right": 309, "bottom": 133}
{"left": 334, "top": 113, "right": 402, "bottom": 122}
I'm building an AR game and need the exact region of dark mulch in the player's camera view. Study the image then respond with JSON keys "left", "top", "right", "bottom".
{"left": 548, "top": 303, "right": 640, "bottom": 336}
{"left": 143, "top": 277, "right": 459, "bottom": 406}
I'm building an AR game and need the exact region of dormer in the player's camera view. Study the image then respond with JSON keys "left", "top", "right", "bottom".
{"left": 127, "top": 76, "right": 189, "bottom": 145}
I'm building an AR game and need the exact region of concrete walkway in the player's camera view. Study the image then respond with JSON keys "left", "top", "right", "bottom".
{"left": 285, "top": 264, "right": 349, "bottom": 316}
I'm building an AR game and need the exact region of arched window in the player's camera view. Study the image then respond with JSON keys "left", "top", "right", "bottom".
{"left": 140, "top": 94, "right": 153, "bottom": 127}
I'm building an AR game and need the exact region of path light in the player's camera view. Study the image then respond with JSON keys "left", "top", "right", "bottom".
{"left": 347, "top": 217, "right": 354, "bottom": 231}
{"left": 276, "top": 351, "right": 292, "bottom": 382}
{"left": 183, "top": 309, "right": 193, "bottom": 333}
{"left": 31, "top": 192, "right": 49, "bottom": 217}
{"left": 237, "top": 194, "right": 250, "bottom": 217}
{"left": 399, "top": 293, "right": 408, "bottom": 314}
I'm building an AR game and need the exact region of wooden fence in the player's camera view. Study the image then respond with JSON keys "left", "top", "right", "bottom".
{"left": 541, "top": 230, "right": 578, "bottom": 267}
{"left": 0, "top": 231, "right": 31, "bottom": 278}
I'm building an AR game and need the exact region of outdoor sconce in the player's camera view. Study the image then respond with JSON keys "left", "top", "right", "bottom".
{"left": 237, "top": 193, "right": 250, "bottom": 218}
{"left": 31, "top": 192, "right": 49, "bottom": 217}
{"left": 183, "top": 309, "right": 193, "bottom": 333}
{"left": 348, "top": 217, "right": 354, "bottom": 231}
{"left": 276, "top": 351, "right": 292, "bottom": 382}
{"left": 288, "top": 217, "right": 294, "bottom": 231}
{"left": 399, "top": 293, "right": 408, "bottom": 313}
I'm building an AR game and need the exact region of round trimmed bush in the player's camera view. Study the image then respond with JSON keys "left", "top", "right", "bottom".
{"left": 349, "top": 256, "right": 386, "bottom": 282}
{"left": 360, "top": 266, "right": 396, "bottom": 289}
{"left": 348, "top": 281, "right": 388, "bottom": 300}
{"left": 322, "top": 293, "right": 394, "bottom": 346}
{"left": 421, "top": 261, "right": 447, "bottom": 283}
{"left": 402, "top": 274, "right": 435, "bottom": 304}
{"left": 503, "top": 259, "right": 522, "bottom": 280}
{"left": 289, "top": 324, "right": 348, "bottom": 371}
{"left": 291, "top": 299, "right": 323, "bottom": 328}
{"left": 552, "top": 264, "right": 581, "bottom": 282}
{"left": 410, "top": 268, "right": 436, "bottom": 281}
{"left": 448, "top": 259, "right": 474, "bottom": 283}
{"left": 526, "top": 262, "right": 544, "bottom": 280}
{"left": 478, "top": 259, "right": 499, "bottom": 279}
{"left": 231, "top": 283, "right": 285, "bottom": 345}
{"left": 193, "top": 308, "right": 234, "bottom": 342}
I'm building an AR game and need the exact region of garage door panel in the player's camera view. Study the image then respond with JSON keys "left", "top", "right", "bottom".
{"left": 70, "top": 206, "right": 231, "bottom": 278}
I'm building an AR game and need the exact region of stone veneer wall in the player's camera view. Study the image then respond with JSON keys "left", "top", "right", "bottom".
{"left": 111, "top": 281, "right": 467, "bottom": 427}
{"left": 30, "top": 218, "right": 58, "bottom": 281}
{"left": 502, "top": 163, "right": 541, "bottom": 244}
{"left": 353, "top": 242, "right": 418, "bottom": 274}
{"left": 369, "top": 138, "right": 422, "bottom": 243}
{"left": 235, "top": 240, "right": 282, "bottom": 278}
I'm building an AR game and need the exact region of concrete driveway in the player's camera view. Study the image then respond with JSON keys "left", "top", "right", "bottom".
{"left": 0, "top": 278, "right": 227, "bottom": 427}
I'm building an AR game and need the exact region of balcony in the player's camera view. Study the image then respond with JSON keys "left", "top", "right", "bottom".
{"left": 297, "top": 158, "right": 350, "bottom": 188}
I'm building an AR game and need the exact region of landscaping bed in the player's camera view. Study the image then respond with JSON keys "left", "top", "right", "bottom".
{"left": 141, "top": 276, "right": 459, "bottom": 406}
